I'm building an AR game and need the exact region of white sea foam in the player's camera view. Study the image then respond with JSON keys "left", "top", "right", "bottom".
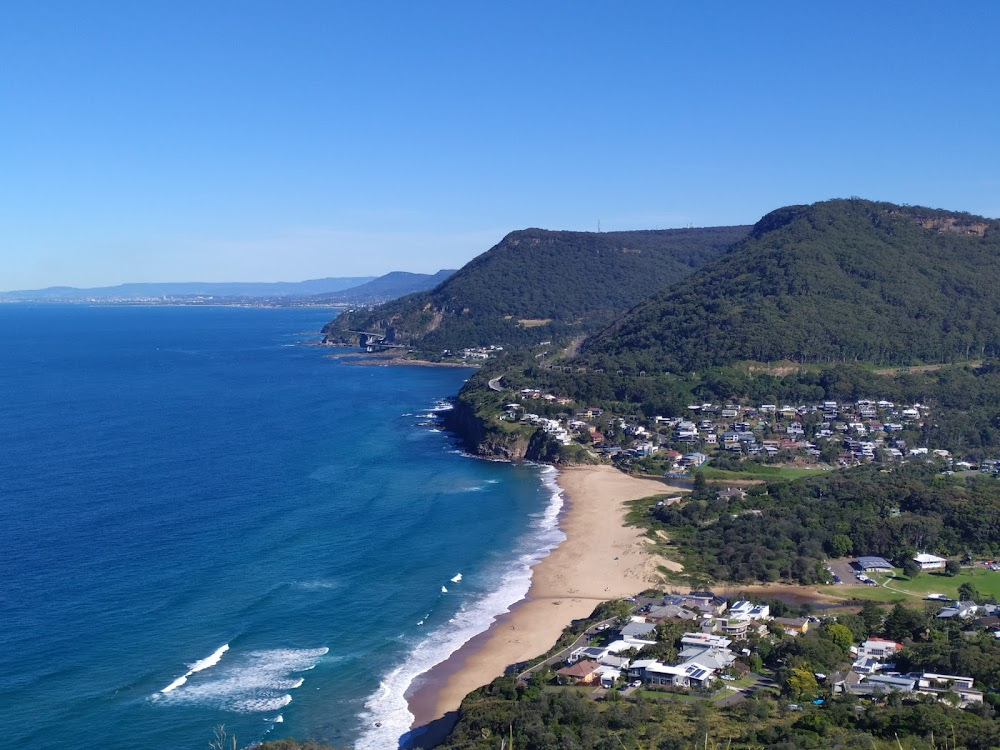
{"left": 160, "top": 643, "right": 229, "bottom": 694}
{"left": 354, "top": 466, "right": 565, "bottom": 750}
{"left": 293, "top": 579, "right": 342, "bottom": 591}
{"left": 152, "top": 646, "right": 327, "bottom": 713}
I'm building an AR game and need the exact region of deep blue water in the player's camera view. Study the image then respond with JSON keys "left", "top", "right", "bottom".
{"left": 0, "top": 306, "right": 561, "bottom": 750}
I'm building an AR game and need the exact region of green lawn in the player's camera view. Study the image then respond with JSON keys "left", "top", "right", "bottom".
{"left": 698, "top": 465, "right": 830, "bottom": 481}
{"left": 820, "top": 567, "right": 1000, "bottom": 603}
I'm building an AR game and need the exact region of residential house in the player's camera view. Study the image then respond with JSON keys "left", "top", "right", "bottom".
{"left": 620, "top": 621, "right": 658, "bottom": 642}
{"left": 716, "top": 487, "right": 747, "bottom": 502}
{"left": 683, "top": 592, "right": 729, "bottom": 616}
{"left": 857, "top": 638, "right": 903, "bottom": 662}
{"left": 646, "top": 604, "right": 700, "bottom": 622}
{"left": 640, "top": 661, "right": 717, "bottom": 690}
{"left": 772, "top": 617, "right": 810, "bottom": 635}
{"left": 914, "top": 553, "right": 947, "bottom": 571}
{"left": 937, "top": 601, "right": 981, "bottom": 620}
{"left": 717, "top": 618, "right": 769, "bottom": 638}
{"left": 556, "top": 660, "right": 601, "bottom": 685}
{"left": 727, "top": 600, "right": 771, "bottom": 621}
{"left": 681, "top": 632, "right": 733, "bottom": 650}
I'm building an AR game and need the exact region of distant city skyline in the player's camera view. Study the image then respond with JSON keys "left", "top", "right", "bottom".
{"left": 2, "top": 1, "right": 998, "bottom": 288}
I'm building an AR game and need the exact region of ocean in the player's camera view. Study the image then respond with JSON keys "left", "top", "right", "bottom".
{"left": 0, "top": 305, "right": 562, "bottom": 750}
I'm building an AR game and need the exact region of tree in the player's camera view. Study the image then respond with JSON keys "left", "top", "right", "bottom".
{"left": 902, "top": 557, "right": 922, "bottom": 579}
{"left": 883, "top": 603, "right": 927, "bottom": 641}
{"left": 946, "top": 558, "right": 962, "bottom": 576}
{"left": 692, "top": 471, "right": 707, "bottom": 496}
{"left": 820, "top": 622, "right": 854, "bottom": 654}
{"left": 829, "top": 534, "right": 853, "bottom": 558}
{"left": 786, "top": 667, "right": 819, "bottom": 697}
{"left": 608, "top": 599, "right": 633, "bottom": 628}
{"left": 859, "top": 600, "right": 884, "bottom": 634}
{"left": 958, "top": 581, "right": 981, "bottom": 602}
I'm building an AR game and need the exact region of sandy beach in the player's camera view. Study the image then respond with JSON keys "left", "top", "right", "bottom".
{"left": 406, "top": 464, "right": 681, "bottom": 737}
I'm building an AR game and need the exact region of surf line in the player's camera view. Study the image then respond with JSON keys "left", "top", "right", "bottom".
{"left": 160, "top": 644, "right": 230, "bottom": 693}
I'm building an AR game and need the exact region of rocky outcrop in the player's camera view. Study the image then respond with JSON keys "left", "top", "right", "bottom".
{"left": 441, "top": 398, "right": 541, "bottom": 461}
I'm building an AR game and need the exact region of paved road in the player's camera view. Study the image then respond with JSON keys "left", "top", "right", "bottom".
{"left": 516, "top": 618, "right": 618, "bottom": 682}
{"left": 488, "top": 376, "right": 504, "bottom": 392}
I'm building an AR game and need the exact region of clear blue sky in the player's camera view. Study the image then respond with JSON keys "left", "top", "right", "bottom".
{"left": 2, "top": 1, "right": 998, "bottom": 288}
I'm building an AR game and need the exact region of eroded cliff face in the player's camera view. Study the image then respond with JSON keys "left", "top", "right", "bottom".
{"left": 441, "top": 399, "right": 536, "bottom": 461}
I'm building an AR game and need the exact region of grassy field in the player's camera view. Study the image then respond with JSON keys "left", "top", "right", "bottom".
{"left": 820, "top": 566, "right": 1000, "bottom": 603}
{"left": 698, "top": 465, "right": 830, "bottom": 481}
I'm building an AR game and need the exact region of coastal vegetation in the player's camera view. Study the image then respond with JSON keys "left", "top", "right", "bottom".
{"left": 639, "top": 463, "right": 1000, "bottom": 586}
{"left": 432, "top": 681, "right": 1000, "bottom": 749}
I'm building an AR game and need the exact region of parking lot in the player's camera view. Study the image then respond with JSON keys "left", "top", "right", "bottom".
{"left": 826, "top": 558, "right": 861, "bottom": 585}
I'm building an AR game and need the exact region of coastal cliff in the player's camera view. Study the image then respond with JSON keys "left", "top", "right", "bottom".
{"left": 441, "top": 393, "right": 595, "bottom": 464}
{"left": 441, "top": 397, "right": 534, "bottom": 460}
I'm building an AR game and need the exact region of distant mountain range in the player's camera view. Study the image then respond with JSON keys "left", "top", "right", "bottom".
{"left": 0, "top": 270, "right": 455, "bottom": 304}
{"left": 323, "top": 226, "right": 750, "bottom": 350}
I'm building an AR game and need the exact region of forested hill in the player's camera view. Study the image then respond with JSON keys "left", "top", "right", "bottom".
{"left": 580, "top": 199, "right": 1000, "bottom": 373}
{"left": 322, "top": 225, "right": 749, "bottom": 351}
{"left": 312, "top": 269, "right": 456, "bottom": 304}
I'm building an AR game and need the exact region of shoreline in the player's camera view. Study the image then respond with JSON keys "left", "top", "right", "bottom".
{"left": 403, "top": 464, "right": 680, "bottom": 746}
{"left": 323, "top": 350, "right": 480, "bottom": 368}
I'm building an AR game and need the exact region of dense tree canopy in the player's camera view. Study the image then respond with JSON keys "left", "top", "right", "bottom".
{"left": 651, "top": 464, "right": 1000, "bottom": 584}
{"left": 323, "top": 225, "right": 749, "bottom": 351}
{"left": 582, "top": 199, "right": 1000, "bottom": 372}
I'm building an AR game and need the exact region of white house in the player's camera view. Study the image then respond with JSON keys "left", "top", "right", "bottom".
{"left": 857, "top": 637, "right": 903, "bottom": 662}
{"left": 914, "top": 553, "right": 946, "bottom": 571}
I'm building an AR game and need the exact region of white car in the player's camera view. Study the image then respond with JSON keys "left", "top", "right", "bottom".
{"left": 631, "top": 680, "right": 642, "bottom": 688}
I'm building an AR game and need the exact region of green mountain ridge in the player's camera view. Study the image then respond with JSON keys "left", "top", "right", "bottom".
{"left": 322, "top": 225, "right": 750, "bottom": 351}
{"left": 580, "top": 199, "right": 1000, "bottom": 373}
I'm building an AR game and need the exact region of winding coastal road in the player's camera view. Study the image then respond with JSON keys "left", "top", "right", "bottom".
{"left": 488, "top": 376, "right": 504, "bottom": 391}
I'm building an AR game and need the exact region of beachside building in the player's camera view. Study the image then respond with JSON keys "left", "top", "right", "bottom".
{"left": 772, "top": 616, "right": 810, "bottom": 635}
{"left": 681, "top": 632, "right": 733, "bottom": 650}
{"left": 637, "top": 661, "right": 717, "bottom": 690}
{"left": 556, "top": 660, "right": 601, "bottom": 685}
{"left": 727, "top": 600, "right": 771, "bottom": 622}
{"left": 857, "top": 637, "right": 904, "bottom": 662}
